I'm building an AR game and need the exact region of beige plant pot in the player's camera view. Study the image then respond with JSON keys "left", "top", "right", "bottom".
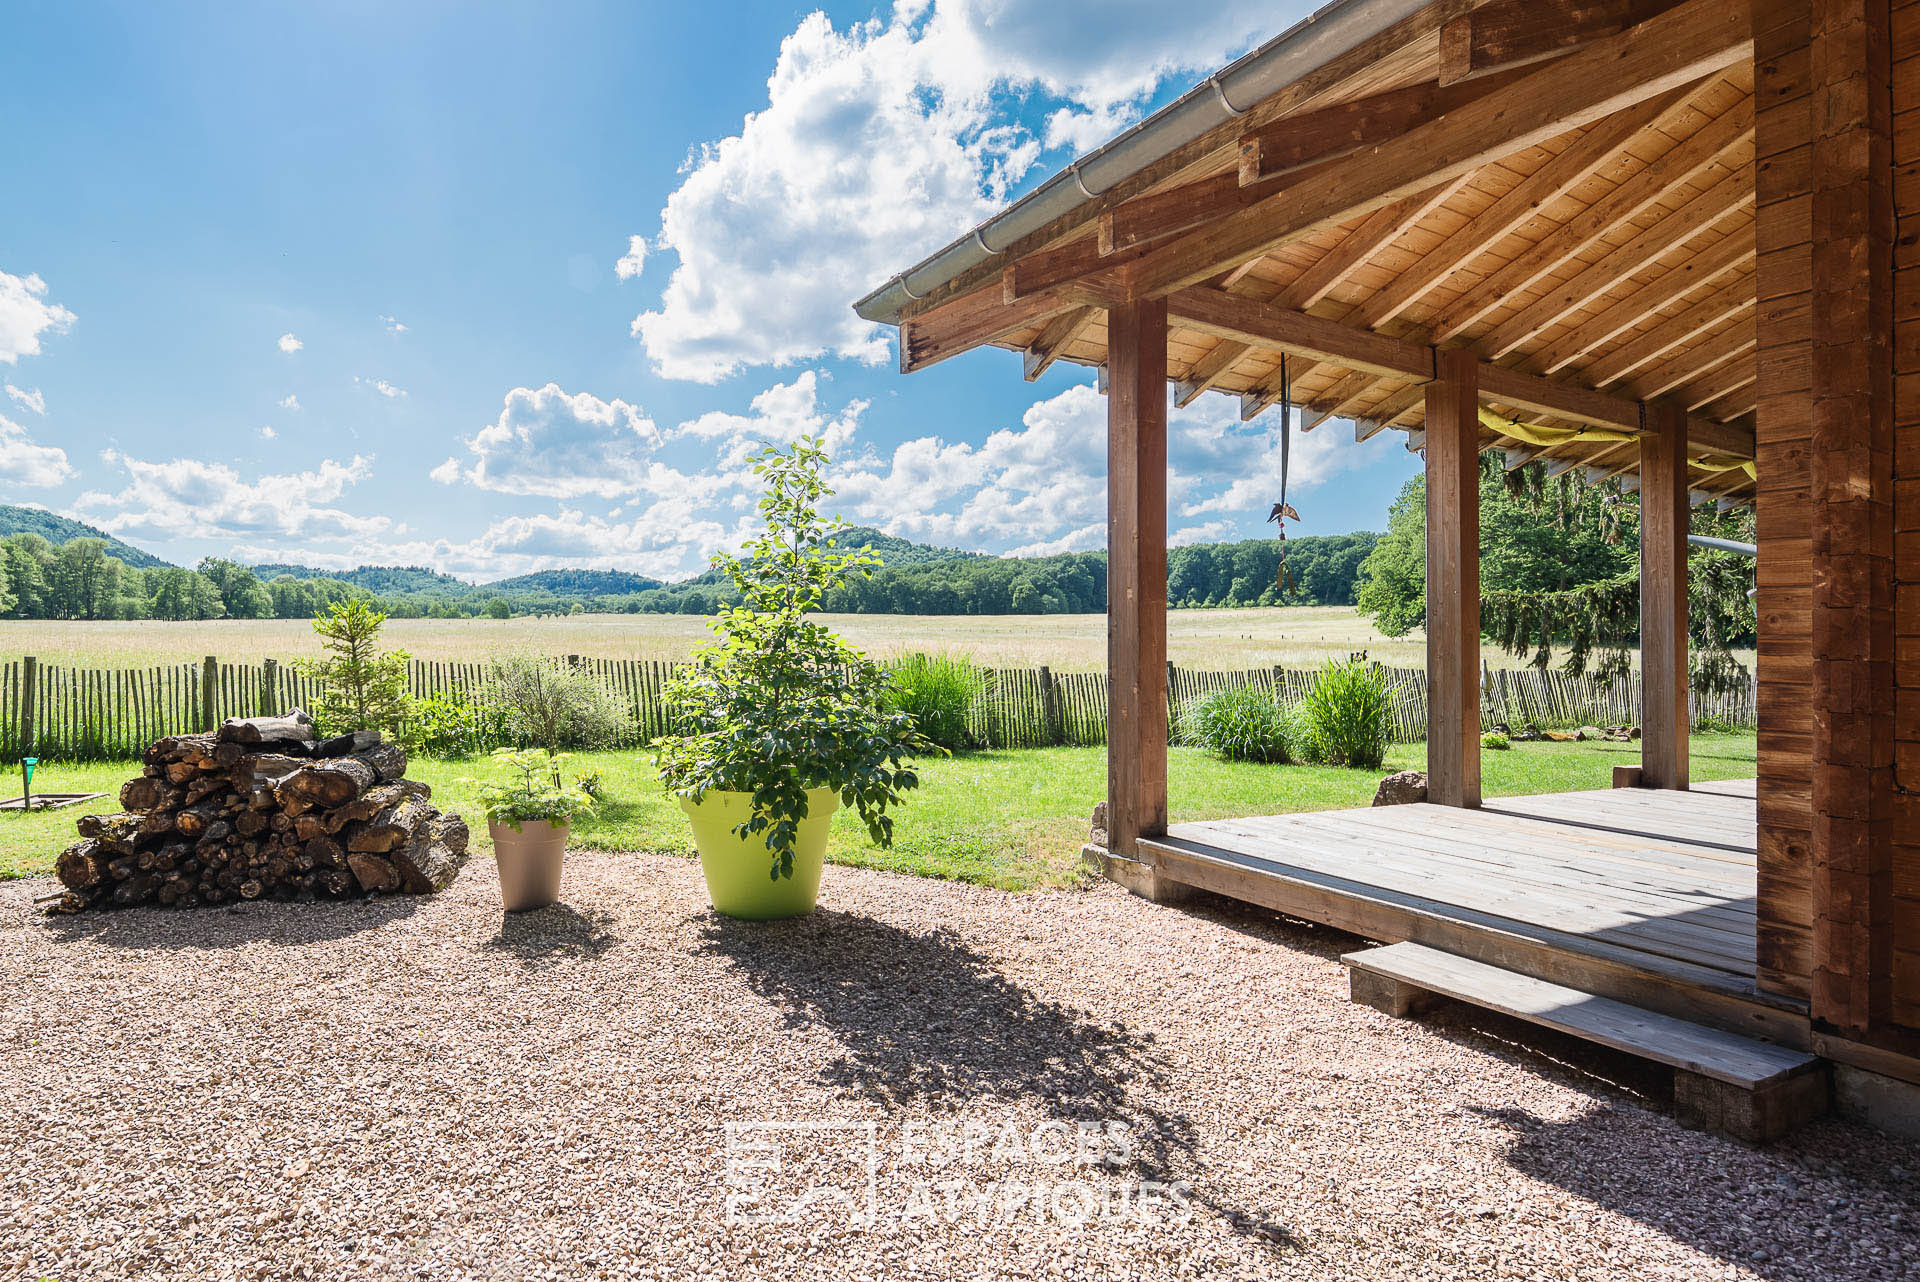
{"left": 491, "top": 818, "right": 568, "bottom": 912}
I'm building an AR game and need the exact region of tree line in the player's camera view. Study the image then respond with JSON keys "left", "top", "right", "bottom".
{"left": 0, "top": 530, "right": 1381, "bottom": 622}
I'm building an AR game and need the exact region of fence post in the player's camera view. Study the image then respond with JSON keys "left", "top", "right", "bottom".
{"left": 1038, "top": 665, "right": 1063, "bottom": 746}
{"left": 201, "top": 655, "right": 218, "bottom": 733}
{"left": 20, "top": 655, "right": 36, "bottom": 759}
{"left": 260, "top": 658, "right": 278, "bottom": 716}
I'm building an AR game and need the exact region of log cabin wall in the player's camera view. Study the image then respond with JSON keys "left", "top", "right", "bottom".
{"left": 1754, "top": 0, "right": 1817, "bottom": 1002}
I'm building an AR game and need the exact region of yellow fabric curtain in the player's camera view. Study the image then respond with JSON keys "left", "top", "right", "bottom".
{"left": 1476, "top": 407, "right": 1756, "bottom": 479}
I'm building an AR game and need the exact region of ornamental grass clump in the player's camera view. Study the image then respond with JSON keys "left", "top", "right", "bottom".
{"left": 1182, "top": 683, "right": 1292, "bottom": 764}
{"left": 886, "top": 652, "right": 983, "bottom": 751}
{"left": 653, "top": 437, "right": 935, "bottom": 880}
{"left": 1295, "top": 658, "right": 1391, "bottom": 769}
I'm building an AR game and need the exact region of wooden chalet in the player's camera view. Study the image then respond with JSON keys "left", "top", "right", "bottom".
{"left": 856, "top": 0, "right": 1919, "bottom": 1136}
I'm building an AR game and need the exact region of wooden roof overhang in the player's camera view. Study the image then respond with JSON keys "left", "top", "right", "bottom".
{"left": 860, "top": 0, "right": 1762, "bottom": 505}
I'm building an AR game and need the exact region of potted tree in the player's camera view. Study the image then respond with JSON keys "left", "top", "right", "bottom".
{"left": 654, "top": 436, "right": 933, "bottom": 919}
{"left": 467, "top": 748, "right": 596, "bottom": 911}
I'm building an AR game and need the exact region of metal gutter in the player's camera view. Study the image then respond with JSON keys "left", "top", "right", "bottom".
{"left": 851, "top": 0, "right": 1435, "bottom": 326}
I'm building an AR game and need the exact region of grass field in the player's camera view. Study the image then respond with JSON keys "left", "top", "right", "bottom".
{"left": 5, "top": 607, "right": 1744, "bottom": 673}
{"left": 2, "top": 732, "right": 1757, "bottom": 891}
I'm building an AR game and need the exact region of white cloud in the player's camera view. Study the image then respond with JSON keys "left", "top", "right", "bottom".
{"left": 278, "top": 332, "right": 303, "bottom": 353}
{"left": 72, "top": 453, "right": 386, "bottom": 543}
{"left": 451, "top": 382, "right": 663, "bottom": 499}
{"left": 5, "top": 384, "right": 45, "bottom": 414}
{"left": 0, "top": 271, "right": 76, "bottom": 365}
{"left": 278, "top": 394, "right": 300, "bottom": 411}
{"left": 258, "top": 426, "right": 277, "bottom": 440}
{"left": 0, "top": 412, "right": 75, "bottom": 488}
{"left": 354, "top": 376, "right": 406, "bottom": 398}
{"left": 429, "top": 456, "right": 461, "bottom": 485}
{"left": 632, "top": 1, "right": 1280, "bottom": 382}
{"left": 381, "top": 314, "right": 407, "bottom": 334}
{"left": 614, "top": 235, "right": 648, "bottom": 280}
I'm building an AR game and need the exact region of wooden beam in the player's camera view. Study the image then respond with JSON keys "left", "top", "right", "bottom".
{"left": 1476, "top": 361, "right": 1640, "bottom": 431}
{"left": 1175, "top": 336, "right": 1249, "bottom": 407}
{"left": 1684, "top": 354, "right": 1755, "bottom": 412}
{"left": 1580, "top": 277, "right": 1756, "bottom": 389}
{"left": 1640, "top": 399, "right": 1690, "bottom": 791}
{"left": 1684, "top": 415, "right": 1754, "bottom": 460}
{"left": 1524, "top": 228, "right": 1754, "bottom": 375}
{"left": 1236, "top": 67, "right": 1534, "bottom": 186}
{"left": 902, "top": 285, "right": 1083, "bottom": 374}
{"left": 1476, "top": 169, "right": 1753, "bottom": 360}
{"left": 1427, "top": 90, "right": 1754, "bottom": 343}
{"left": 1166, "top": 288, "right": 1435, "bottom": 380}
{"left": 1438, "top": 0, "right": 1671, "bottom": 85}
{"left": 1023, "top": 306, "right": 1099, "bottom": 381}
{"left": 1426, "top": 347, "right": 1482, "bottom": 809}
{"left": 1123, "top": 0, "right": 1754, "bottom": 300}
{"left": 1619, "top": 312, "right": 1755, "bottom": 402}
{"left": 1106, "top": 297, "right": 1170, "bottom": 866}
{"left": 1345, "top": 89, "right": 1688, "bottom": 332}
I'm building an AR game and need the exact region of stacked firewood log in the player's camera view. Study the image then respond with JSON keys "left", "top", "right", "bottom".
{"left": 50, "top": 710, "right": 468, "bottom": 913}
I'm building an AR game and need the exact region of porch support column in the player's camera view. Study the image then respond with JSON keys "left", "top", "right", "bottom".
{"left": 1106, "top": 297, "right": 1174, "bottom": 883}
{"left": 1425, "top": 346, "right": 1482, "bottom": 808}
{"left": 1640, "top": 399, "right": 1691, "bottom": 790}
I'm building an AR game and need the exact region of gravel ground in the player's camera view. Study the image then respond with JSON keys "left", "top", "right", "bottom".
{"left": 3, "top": 853, "right": 1917, "bottom": 1282}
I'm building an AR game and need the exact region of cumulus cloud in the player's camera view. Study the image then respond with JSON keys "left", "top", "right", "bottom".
{"left": 259, "top": 426, "right": 277, "bottom": 440}
{"left": 381, "top": 314, "right": 407, "bottom": 334}
{"left": 449, "top": 383, "right": 663, "bottom": 499}
{"left": 0, "top": 271, "right": 76, "bottom": 365}
{"left": 0, "top": 411, "right": 75, "bottom": 488}
{"left": 5, "top": 383, "right": 45, "bottom": 414}
{"left": 354, "top": 376, "right": 406, "bottom": 398}
{"left": 614, "top": 235, "right": 648, "bottom": 280}
{"left": 632, "top": 1, "right": 1278, "bottom": 382}
{"left": 278, "top": 332, "right": 303, "bottom": 353}
{"left": 279, "top": 394, "right": 300, "bottom": 411}
{"left": 73, "top": 453, "right": 387, "bottom": 543}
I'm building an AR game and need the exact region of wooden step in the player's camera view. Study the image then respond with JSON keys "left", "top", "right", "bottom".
{"left": 1343, "top": 941, "right": 1827, "bottom": 1142}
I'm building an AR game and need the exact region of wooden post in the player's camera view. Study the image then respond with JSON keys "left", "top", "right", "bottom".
{"left": 1106, "top": 297, "right": 1173, "bottom": 876}
{"left": 201, "top": 655, "right": 218, "bottom": 733}
{"left": 1806, "top": 0, "right": 1896, "bottom": 1036}
{"left": 1640, "top": 399, "right": 1690, "bottom": 789}
{"left": 260, "top": 657, "right": 279, "bottom": 717}
{"left": 1038, "top": 665, "right": 1064, "bottom": 746}
{"left": 19, "top": 655, "right": 35, "bottom": 758}
{"left": 1425, "top": 347, "right": 1482, "bottom": 808}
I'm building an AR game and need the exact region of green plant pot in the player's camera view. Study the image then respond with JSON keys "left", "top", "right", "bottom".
{"left": 680, "top": 787, "right": 839, "bottom": 920}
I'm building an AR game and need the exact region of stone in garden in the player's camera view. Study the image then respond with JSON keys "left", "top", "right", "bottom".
{"left": 1542, "top": 729, "right": 1580, "bottom": 742}
{"left": 1372, "top": 771, "right": 1427, "bottom": 807}
{"left": 1088, "top": 800, "right": 1108, "bottom": 847}
{"left": 1576, "top": 725, "right": 1606, "bottom": 741}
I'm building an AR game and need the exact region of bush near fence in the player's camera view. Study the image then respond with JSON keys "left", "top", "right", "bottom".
{"left": 0, "top": 654, "right": 1757, "bottom": 762}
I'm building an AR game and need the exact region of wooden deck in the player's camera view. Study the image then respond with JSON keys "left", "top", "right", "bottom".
{"left": 1136, "top": 779, "right": 1811, "bottom": 1047}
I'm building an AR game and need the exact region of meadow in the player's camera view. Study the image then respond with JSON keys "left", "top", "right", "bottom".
{"left": 3, "top": 732, "right": 1758, "bottom": 890}
{"left": 2, "top": 606, "right": 1744, "bottom": 672}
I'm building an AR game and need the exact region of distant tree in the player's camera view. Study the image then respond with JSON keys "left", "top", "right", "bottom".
{"left": 149, "top": 567, "right": 224, "bottom": 620}
{"left": 49, "top": 539, "right": 120, "bottom": 620}
{"left": 482, "top": 598, "right": 512, "bottom": 619}
{"left": 0, "top": 535, "right": 49, "bottom": 618}
{"left": 198, "top": 558, "right": 272, "bottom": 619}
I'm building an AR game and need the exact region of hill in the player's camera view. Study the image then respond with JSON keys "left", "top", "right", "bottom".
{"left": 0, "top": 504, "right": 174, "bottom": 569}
{"left": 251, "top": 563, "right": 477, "bottom": 595}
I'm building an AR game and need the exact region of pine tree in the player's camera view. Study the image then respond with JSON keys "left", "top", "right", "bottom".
{"left": 297, "top": 599, "right": 414, "bottom": 736}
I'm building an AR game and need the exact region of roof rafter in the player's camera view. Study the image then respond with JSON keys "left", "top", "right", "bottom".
{"left": 1438, "top": 0, "right": 1674, "bottom": 85}
{"left": 1022, "top": 306, "right": 1099, "bottom": 381}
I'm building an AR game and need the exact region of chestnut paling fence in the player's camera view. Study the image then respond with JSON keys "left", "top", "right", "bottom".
{"left": 0, "top": 654, "right": 1758, "bottom": 762}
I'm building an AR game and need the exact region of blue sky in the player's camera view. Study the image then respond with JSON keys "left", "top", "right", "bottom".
{"left": 0, "top": 0, "right": 1420, "bottom": 583}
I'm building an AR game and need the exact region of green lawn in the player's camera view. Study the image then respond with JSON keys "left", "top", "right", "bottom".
{"left": 0, "top": 733, "right": 1756, "bottom": 891}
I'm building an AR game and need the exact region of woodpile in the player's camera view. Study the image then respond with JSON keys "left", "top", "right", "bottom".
{"left": 50, "top": 710, "right": 468, "bottom": 913}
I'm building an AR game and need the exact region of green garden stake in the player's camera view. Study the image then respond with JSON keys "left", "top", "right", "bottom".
{"left": 21, "top": 757, "right": 36, "bottom": 811}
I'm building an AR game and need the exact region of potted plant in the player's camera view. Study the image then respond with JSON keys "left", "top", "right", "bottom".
{"left": 467, "top": 747, "right": 596, "bottom": 912}
{"left": 654, "top": 436, "right": 934, "bottom": 920}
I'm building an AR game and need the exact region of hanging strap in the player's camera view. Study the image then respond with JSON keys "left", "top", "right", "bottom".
{"left": 1269, "top": 354, "right": 1298, "bottom": 596}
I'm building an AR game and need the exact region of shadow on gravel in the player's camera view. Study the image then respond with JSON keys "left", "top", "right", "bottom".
{"left": 1470, "top": 1102, "right": 1920, "bottom": 1281}
{"left": 699, "top": 909, "right": 1298, "bottom": 1248}
{"left": 484, "top": 902, "right": 622, "bottom": 968}
{"left": 41, "top": 895, "right": 420, "bottom": 950}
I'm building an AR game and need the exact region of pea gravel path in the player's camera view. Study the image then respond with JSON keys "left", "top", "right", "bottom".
{"left": 3, "top": 852, "right": 1917, "bottom": 1281}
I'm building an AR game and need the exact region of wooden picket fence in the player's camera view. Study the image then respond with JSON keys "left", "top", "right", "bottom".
{"left": 0, "top": 653, "right": 1758, "bottom": 762}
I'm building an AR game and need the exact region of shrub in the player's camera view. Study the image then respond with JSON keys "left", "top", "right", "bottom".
{"left": 400, "top": 689, "right": 510, "bottom": 758}
{"left": 1481, "top": 731, "right": 1511, "bottom": 750}
{"left": 487, "top": 653, "right": 631, "bottom": 755}
{"left": 1295, "top": 659, "right": 1390, "bottom": 769}
{"left": 886, "top": 652, "right": 982, "bottom": 751}
{"left": 1182, "top": 683, "right": 1291, "bottom": 764}
{"left": 462, "top": 748, "right": 596, "bottom": 829}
